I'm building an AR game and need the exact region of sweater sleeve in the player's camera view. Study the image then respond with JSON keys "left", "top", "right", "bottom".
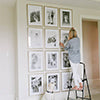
{"left": 64, "top": 41, "right": 70, "bottom": 50}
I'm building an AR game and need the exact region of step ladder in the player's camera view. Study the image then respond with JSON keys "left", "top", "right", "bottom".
{"left": 67, "top": 62, "right": 91, "bottom": 100}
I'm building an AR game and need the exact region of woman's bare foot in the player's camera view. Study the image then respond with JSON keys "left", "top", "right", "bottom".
{"left": 72, "top": 86, "right": 78, "bottom": 90}
{"left": 78, "top": 82, "right": 83, "bottom": 90}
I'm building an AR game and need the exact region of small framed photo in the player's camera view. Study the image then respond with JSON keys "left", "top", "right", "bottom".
{"left": 29, "top": 74, "right": 43, "bottom": 95}
{"left": 61, "top": 30, "right": 69, "bottom": 44}
{"left": 60, "top": 9, "right": 72, "bottom": 27}
{"left": 29, "top": 51, "right": 43, "bottom": 72}
{"left": 28, "top": 28, "right": 43, "bottom": 48}
{"left": 28, "top": 5, "right": 42, "bottom": 26}
{"left": 47, "top": 73, "right": 59, "bottom": 92}
{"left": 62, "top": 72, "right": 72, "bottom": 91}
{"left": 45, "top": 29, "right": 59, "bottom": 48}
{"left": 61, "top": 51, "right": 71, "bottom": 69}
{"left": 46, "top": 51, "right": 59, "bottom": 70}
{"left": 45, "top": 7, "right": 58, "bottom": 27}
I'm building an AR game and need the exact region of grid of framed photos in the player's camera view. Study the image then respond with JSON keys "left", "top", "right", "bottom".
{"left": 27, "top": 4, "right": 73, "bottom": 96}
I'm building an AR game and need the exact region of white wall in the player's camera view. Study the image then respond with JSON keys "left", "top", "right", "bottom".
{"left": 0, "top": 4, "right": 16, "bottom": 100}
{"left": 16, "top": 0, "right": 100, "bottom": 100}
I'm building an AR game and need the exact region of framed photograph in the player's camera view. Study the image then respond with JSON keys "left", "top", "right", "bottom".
{"left": 45, "top": 7, "right": 58, "bottom": 27}
{"left": 29, "top": 51, "right": 43, "bottom": 71}
{"left": 29, "top": 74, "right": 43, "bottom": 95}
{"left": 46, "top": 51, "right": 59, "bottom": 70}
{"left": 28, "top": 28, "right": 43, "bottom": 48}
{"left": 61, "top": 51, "right": 71, "bottom": 69}
{"left": 61, "top": 30, "right": 69, "bottom": 44}
{"left": 28, "top": 5, "right": 42, "bottom": 26}
{"left": 60, "top": 9, "right": 72, "bottom": 27}
{"left": 62, "top": 72, "right": 72, "bottom": 91}
{"left": 47, "top": 73, "right": 59, "bottom": 92}
{"left": 45, "top": 29, "right": 59, "bottom": 48}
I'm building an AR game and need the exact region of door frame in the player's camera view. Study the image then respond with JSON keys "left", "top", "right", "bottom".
{"left": 80, "top": 15, "right": 100, "bottom": 78}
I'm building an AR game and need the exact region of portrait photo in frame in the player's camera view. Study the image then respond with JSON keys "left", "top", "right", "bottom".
{"left": 47, "top": 73, "right": 59, "bottom": 92}
{"left": 29, "top": 74, "right": 44, "bottom": 95}
{"left": 61, "top": 51, "right": 71, "bottom": 69}
{"left": 28, "top": 5, "right": 42, "bottom": 26}
{"left": 28, "top": 28, "right": 43, "bottom": 48}
{"left": 62, "top": 72, "right": 72, "bottom": 91}
{"left": 45, "top": 7, "right": 58, "bottom": 27}
{"left": 60, "top": 9, "right": 72, "bottom": 27}
{"left": 29, "top": 51, "right": 43, "bottom": 72}
{"left": 46, "top": 51, "right": 59, "bottom": 70}
{"left": 45, "top": 29, "right": 59, "bottom": 48}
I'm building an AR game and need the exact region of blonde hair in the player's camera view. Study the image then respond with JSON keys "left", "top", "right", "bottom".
{"left": 69, "top": 27, "right": 77, "bottom": 40}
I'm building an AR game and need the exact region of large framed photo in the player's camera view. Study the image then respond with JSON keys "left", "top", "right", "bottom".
{"left": 47, "top": 73, "right": 59, "bottom": 92}
{"left": 60, "top": 9, "right": 72, "bottom": 27}
{"left": 46, "top": 51, "right": 59, "bottom": 70}
{"left": 62, "top": 72, "right": 72, "bottom": 91}
{"left": 29, "top": 74, "right": 43, "bottom": 95}
{"left": 29, "top": 51, "right": 43, "bottom": 71}
{"left": 28, "top": 28, "right": 43, "bottom": 48}
{"left": 45, "top": 29, "right": 59, "bottom": 48}
{"left": 61, "top": 30, "right": 69, "bottom": 44}
{"left": 61, "top": 51, "right": 71, "bottom": 69}
{"left": 45, "top": 7, "right": 58, "bottom": 27}
{"left": 28, "top": 5, "right": 42, "bottom": 26}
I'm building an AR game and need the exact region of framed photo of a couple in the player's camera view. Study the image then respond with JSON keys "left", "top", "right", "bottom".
{"left": 60, "top": 9, "right": 72, "bottom": 28}
{"left": 27, "top": 4, "right": 43, "bottom": 26}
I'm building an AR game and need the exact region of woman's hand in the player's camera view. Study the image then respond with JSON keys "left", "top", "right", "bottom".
{"left": 59, "top": 42, "right": 64, "bottom": 48}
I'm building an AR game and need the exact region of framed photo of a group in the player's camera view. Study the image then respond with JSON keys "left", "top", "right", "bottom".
{"left": 46, "top": 51, "right": 59, "bottom": 70}
{"left": 27, "top": 5, "right": 43, "bottom": 26}
{"left": 29, "top": 51, "right": 43, "bottom": 72}
{"left": 28, "top": 28, "right": 43, "bottom": 48}
{"left": 45, "top": 29, "right": 59, "bottom": 48}
{"left": 60, "top": 9, "right": 72, "bottom": 28}
{"left": 45, "top": 7, "right": 58, "bottom": 27}
{"left": 29, "top": 74, "right": 44, "bottom": 95}
{"left": 47, "top": 73, "right": 59, "bottom": 92}
{"left": 61, "top": 51, "right": 71, "bottom": 69}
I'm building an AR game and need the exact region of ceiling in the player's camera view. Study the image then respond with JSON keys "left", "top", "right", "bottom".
{"left": 0, "top": 0, "right": 100, "bottom": 10}
{"left": 31, "top": 0, "right": 100, "bottom": 10}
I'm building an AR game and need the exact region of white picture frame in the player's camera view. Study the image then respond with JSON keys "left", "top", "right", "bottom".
{"left": 46, "top": 51, "right": 59, "bottom": 70}
{"left": 29, "top": 51, "right": 43, "bottom": 72}
{"left": 60, "top": 9, "right": 72, "bottom": 27}
{"left": 62, "top": 72, "right": 72, "bottom": 91}
{"left": 61, "top": 30, "right": 69, "bottom": 44}
{"left": 61, "top": 51, "right": 71, "bottom": 69}
{"left": 45, "top": 7, "right": 58, "bottom": 27}
{"left": 45, "top": 29, "right": 59, "bottom": 48}
{"left": 28, "top": 28, "right": 43, "bottom": 48}
{"left": 29, "top": 74, "right": 43, "bottom": 95}
{"left": 28, "top": 5, "right": 42, "bottom": 26}
{"left": 47, "top": 73, "right": 59, "bottom": 92}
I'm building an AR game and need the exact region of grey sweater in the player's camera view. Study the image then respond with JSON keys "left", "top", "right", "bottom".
{"left": 64, "top": 37, "right": 80, "bottom": 63}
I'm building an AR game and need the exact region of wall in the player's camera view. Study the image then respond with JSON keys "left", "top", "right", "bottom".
{"left": 16, "top": 0, "right": 100, "bottom": 100}
{"left": 0, "top": 4, "right": 16, "bottom": 100}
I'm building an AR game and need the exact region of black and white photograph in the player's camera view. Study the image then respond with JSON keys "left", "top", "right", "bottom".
{"left": 62, "top": 72, "right": 72, "bottom": 91}
{"left": 46, "top": 52, "right": 59, "bottom": 70}
{"left": 47, "top": 73, "right": 59, "bottom": 92}
{"left": 45, "top": 7, "right": 58, "bottom": 27}
{"left": 28, "top": 28, "right": 43, "bottom": 48}
{"left": 45, "top": 29, "right": 59, "bottom": 48}
{"left": 29, "top": 74, "right": 43, "bottom": 95}
{"left": 61, "top": 51, "right": 71, "bottom": 69}
{"left": 29, "top": 51, "right": 43, "bottom": 71}
{"left": 60, "top": 9, "right": 72, "bottom": 27}
{"left": 28, "top": 5, "right": 42, "bottom": 26}
{"left": 61, "top": 30, "right": 69, "bottom": 44}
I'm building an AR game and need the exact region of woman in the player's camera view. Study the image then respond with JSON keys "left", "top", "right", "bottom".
{"left": 59, "top": 27, "right": 83, "bottom": 90}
